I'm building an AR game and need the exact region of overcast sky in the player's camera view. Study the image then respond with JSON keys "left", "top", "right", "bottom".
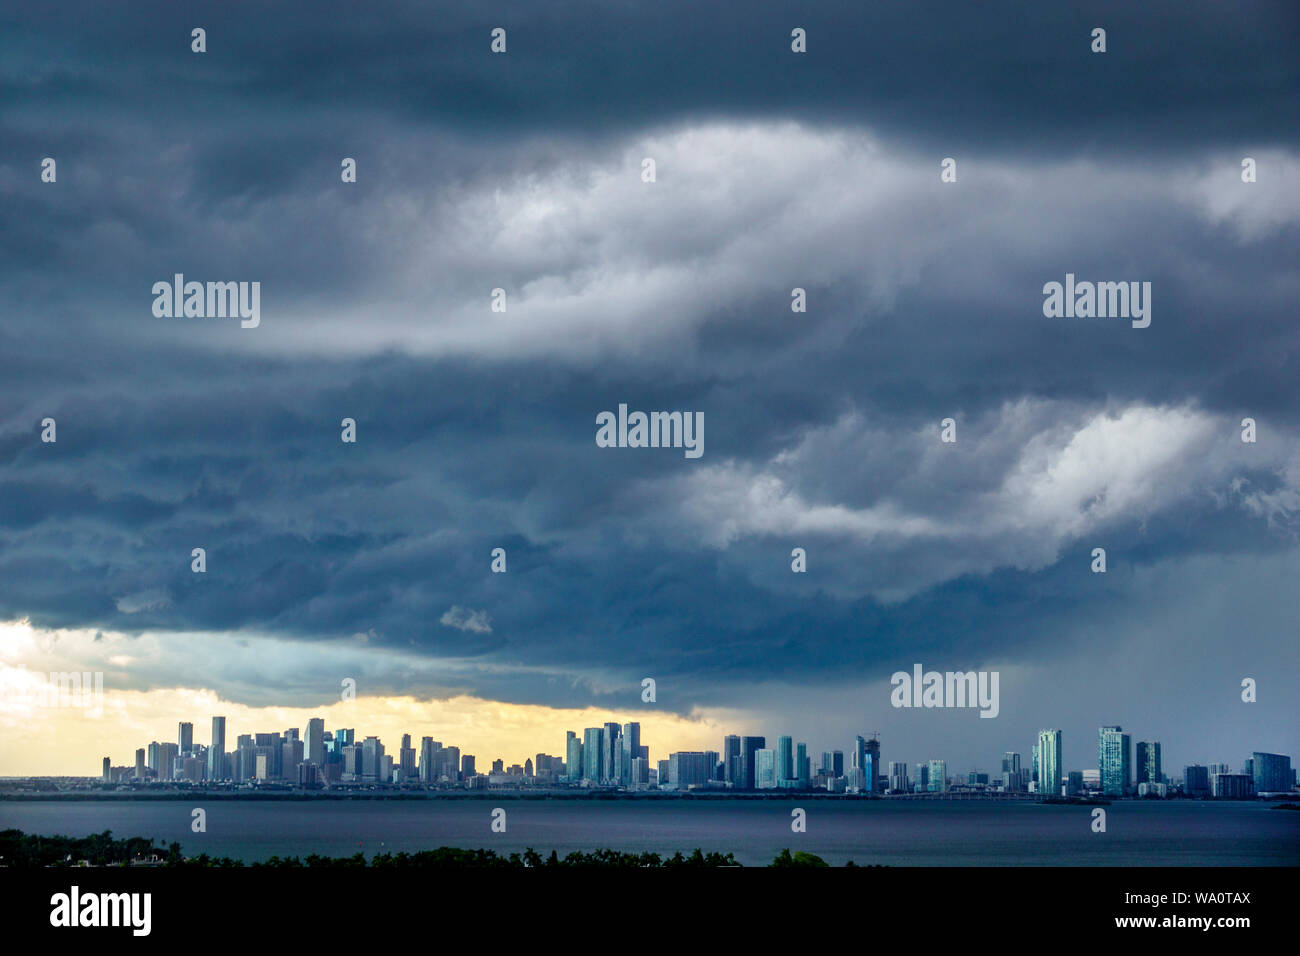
{"left": 1, "top": 0, "right": 1297, "bottom": 775}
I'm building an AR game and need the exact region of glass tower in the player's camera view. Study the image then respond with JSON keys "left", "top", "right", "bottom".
{"left": 1252, "top": 752, "right": 1292, "bottom": 794}
{"left": 208, "top": 716, "right": 226, "bottom": 781}
{"left": 1099, "top": 726, "right": 1130, "bottom": 796}
{"left": 1037, "top": 729, "right": 1062, "bottom": 797}
{"left": 1136, "top": 740, "right": 1161, "bottom": 786}
{"left": 777, "top": 736, "right": 794, "bottom": 784}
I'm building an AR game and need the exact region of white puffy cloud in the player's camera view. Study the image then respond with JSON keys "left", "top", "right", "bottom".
{"left": 439, "top": 605, "right": 493, "bottom": 634}
{"left": 1181, "top": 149, "right": 1300, "bottom": 241}
{"left": 113, "top": 589, "right": 171, "bottom": 614}
{"left": 172, "top": 122, "right": 1297, "bottom": 364}
{"left": 642, "top": 401, "right": 1296, "bottom": 597}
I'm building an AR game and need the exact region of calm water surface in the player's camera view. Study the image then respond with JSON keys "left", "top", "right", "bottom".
{"left": 2, "top": 799, "right": 1296, "bottom": 866}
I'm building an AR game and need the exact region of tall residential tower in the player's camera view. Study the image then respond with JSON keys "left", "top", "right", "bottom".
{"left": 1099, "top": 726, "right": 1131, "bottom": 796}
{"left": 1037, "top": 729, "right": 1062, "bottom": 797}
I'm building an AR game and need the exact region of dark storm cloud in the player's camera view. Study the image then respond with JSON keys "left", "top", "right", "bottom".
{"left": 1, "top": 350, "right": 1294, "bottom": 718}
{"left": 3, "top": 0, "right": 1295, "bottom": 150}
{"left": 0, "top": 0, "right": 1296, "bottom": 765}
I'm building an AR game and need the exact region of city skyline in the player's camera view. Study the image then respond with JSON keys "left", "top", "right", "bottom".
{"left": 14, "top": 697, "right": 1291, "bottom": 797}
{"left": 3, "top": 607, "right": 1296, "bottom": 779}
{"left": 3, "top": 613, "right": 1294, "bottom": 777}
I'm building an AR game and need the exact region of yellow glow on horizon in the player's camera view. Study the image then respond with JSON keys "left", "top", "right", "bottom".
{"left": 0, "top": 617, "right": 753, "bottom": 776}
{"left": 0, "top": 679, "right": 741, "bottom": 776}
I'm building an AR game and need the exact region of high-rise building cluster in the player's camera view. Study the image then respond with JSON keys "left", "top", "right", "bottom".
{"left": 101, "top": 716, "right": 561, "bottom": 789}
{"left": 98, "top": 718, "right": 891, "bottom": 793}
{"left": 652, "top": 733, "right": 884, "bottom": 793}
{"left": 97, "top": 717, "right": 1293, "bottom": 800}
{"left": 985, "top": 725, "right": 1293, "bottom": 800}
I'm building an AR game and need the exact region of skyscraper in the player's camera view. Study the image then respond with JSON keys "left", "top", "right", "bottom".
{"left": 234, "top": 734, "right": 253, "bottom": 782}
{"left": 668, "top": 752, "right": 713, "bottom": 789}
{"left": 1002, "top": 751, "right": 1023, "bottom": 791}
{"left": 155, "top": 742, "right": 178, "bottom": 780}
{"left": 362, "top": 736, "right": 384, "bottom": 781}
{"left": 1136, "top": 740, "right": 1161, "bottom": 786}
{"left": 739, "top": 736, "right": 765, "bottom": 790}
{"left": 603, "top": 722, "right": 621, "bottom": 782}
{"left": 1212, "top": 772, "right": 1254, "bottom": 799}
{"left": 754, "top": 749, "right": 777, "bottom": 789}
{"left": 1183, "top": 764, "right": 1210, "bottom": 797}
{"left": 583, "top": 727, "right": 603, "bottom": 782}
{"left": 420, "top": 737, "right": 439, "bottom": 782}
{"left": 1252, "top": 752, "right": 1292, "bottom": 794}
{"left": 1098, "top": 726, "right": 1130, "bottom": 796}
{"left": 255, "top": 732, "right": 283, "bottom": 778}
{"left": 777, "top": 736, "right": 794, "bottom": 784}
{"left": 1037, "top": 729, "right": 1062, "bottom": 797}
{"left": 282, "top": 737, "right": 304, "bottom": 778}
{"left": 888, "top": 761, "right": 909, "bottom": 793}
{"left": 620, "top": 722, "right": 641, "bottom": 785}
{"left": 723, "top": 735, "right": 741, "bottom": 786}
{"left": 399, "top": 734, "right": 416, "bottom": 781}
{"left": 865, "top": 737, "right": 881, "bottom": 793}
{"left": 208, "top": 716, "right": 226, "bottom": 781}
{"left": 341, "top": 743, "right": 362, "bottom": 780}
{"left": 305, "top": 718, "right": 325, "bottom": 765}
{"left": 565, "top": 730, "right": 582, "bottom": 782}
{"left": 927, "top": 759, "right": 947, "bottom": 792}
{"left": 178, "top": 722, "right": 193, "bottom": 755}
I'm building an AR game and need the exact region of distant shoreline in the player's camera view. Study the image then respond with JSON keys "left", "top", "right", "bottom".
{"left": 0, "top": 789, "right": 1270, "bottom": 804}
{"left": 0, "top": 790, "right": 890, "bottom": 802}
